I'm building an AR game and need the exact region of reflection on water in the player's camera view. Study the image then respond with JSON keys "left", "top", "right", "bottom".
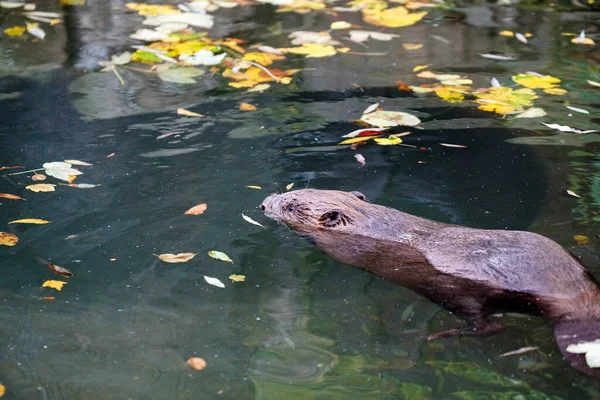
{"left": 1, "top": 0, "right": 600, "bottom": 399}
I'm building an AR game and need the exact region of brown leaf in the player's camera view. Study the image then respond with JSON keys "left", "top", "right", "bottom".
{"left": 574, "top": 235, "right": 589, "bottom": 245}
{"left": 177, "top": 108, "right": 205, "bottom": 117}
{"left": 41, "top": 297, "right": 55, "bottom": 301}
{"left": 35, "top": 257, "right": 72, "bottom": 278}
{"left": 186, "top": 357, "right": 207, "bottom": 370}
{"left": 32, "top": 173, "right": 46, "bottom": 181}
{"left": 154, "top": 253, "right": 198, "bottom": 263}
{"left": 0, "top": 165, "right": 24, "bottom": 171}
{"left": 184, "top": 203, "right": 207, "bottom": 215}
{"left": 0, "top": 193, "right": 24, "bottom": 200}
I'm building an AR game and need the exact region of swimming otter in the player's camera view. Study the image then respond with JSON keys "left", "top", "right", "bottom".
{"left": 260, "top": 189, "right": 600, "bottom": 378}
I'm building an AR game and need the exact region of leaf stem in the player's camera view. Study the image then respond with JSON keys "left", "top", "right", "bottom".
{"left": 8, "top": 168, "right": 45, "bottom": 176}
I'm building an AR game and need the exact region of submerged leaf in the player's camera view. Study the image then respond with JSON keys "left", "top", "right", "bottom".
{"left": 286, "top": 183, "right": 294, "bottom": 190}
{"left": 567, "top": 190, "right": 581, "bottom": 198}
{"left": 541, "top": 123, "right": 598, "bottom": 134}
{"left": 361, "top": 110, "right": 421, "bottom": 127}
{"left": 354, "top": 153, "right": 366, "bottom": 167}
{"left": 574, "top": 235, "right": 589, "bottom": 245}
{"left": 0, "top": 232, "right": 19, "bottom": 246}
{"left": 435, "top": 87, "right": 464, "bottom": 103}
{"left": 208, "top": 251, "right": 233, "bottom": 263}
{"left": 64, "top": 159, "right": 93, "bottom": 166}
{"left": 246, "top": 185, "right": 262, "bottom": 190}
{"left": 4, "top": 26, "right": 26, "bottom": 36}
{"left": 512, "top": 107, "right": 546, "bottom": 119}
{"left": 186, "top": 357, "right": 207, "bottom": 370}
{"left": 155, "top": 253, "right": 198, "bottom": 263}
{"left": 177, "top": 108, "right": 205, "bottom": 117}
{"left": 239, "top": 102, "right": 257, "bottom": 111}
{"left": 0, "top": 193, "right": 24, "bottom": 200}
{"left": 566, "top": 105, "right": 589, "bottom": 114}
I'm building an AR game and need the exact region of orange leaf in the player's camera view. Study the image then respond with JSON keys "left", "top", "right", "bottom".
{"left": 187, "top": 357, "right": 207, "bottom": 370}
{"left": 239, "top": 102, "right": 257, "bottom": 111}
{"left": 184, "top": 203, "right": 207, "bottom": 215}
{"left": 42, "top": 297, "right": 55, "bottom": 301}
{"left": 0, "top": 193, "right": 24, "bottom": 200}
{"left": 574, "top": 235, "right": 589, "bottom": 245}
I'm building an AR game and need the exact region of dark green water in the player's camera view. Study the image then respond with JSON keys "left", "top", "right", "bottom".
{"left": 1, "top": 1, "right": 600, "bottom": 399}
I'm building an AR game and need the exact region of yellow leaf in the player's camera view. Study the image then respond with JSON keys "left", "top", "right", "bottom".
{"left": 0, "top": 383, "right": 5, "bottom": 397}
{"left": 362, "top": 7, "right": 427, "bottom": 28}
{"left": 403, "top": 43, "right": 423, "bottom": 50}
{"left": 499, "top": 30, "right": 514, "bottom": 36}
{"left": 331, "top": 21, "right": 352, "bottom": 30}
{"left": 166, "top": 40, "right": 214, "bottom": 57}
{"left": 60, "top": 0, "right": 85, "bottom": 4}
{"left": 125, "top": 3, "right": 180, "bottom": 16}
{"left": 177, "top": 108, "right": 205, "bottom": 117}
{"left": 239, "top": 102, "right": 257, "bottom": 111}
{"left": 574, "top": 235, "right": 589, "bottom": 245}
{"left": 242, "top": 52, "right": 284, "bottom": 66}
{"left": 229, "top": 80, "right": 257, "bottom": 88}
{"left": 473, "top": 87, "right": 537, "bottom": 107}
{"left": 435, "top": 87, "right": 465, "bottom": 103}
{"left": 412, "top": 64, "right": 429, "bottom": 72}
{"left": 26, "top": 184, "right": 56, "bottom": 192}
{"left": 155, "top": 253, "right": 198, "bottom": 263}
{"left": 0, "top": 232, "right": 19, "bottom": 247}
{"left": 42, "top": 280, "right": 67, "bottom": 291}
{"left": 229, "top": 274, "right": 246, "bottom": 282}
{"left": 571, "top": 36, "right": 595, "bottom": 45}
{"left": 476, "top": 102, "right": 516, "bottom": 114}
{"left": 512, "top": 74, "right": 561, "bottom": 89}
{"left": 339, "top": 136, "right": 378, "bottom": 145}
{"left": 286, "top": 183, "right": 294, "bottom": 190}
{"left": 374, "top": 136, "right": 403, "bottom": 145}
{"left": 278, "top": 43, "right": 338, "bottom": 58}
{"left": 8, "top": 218, "right": 49, "bottom": 224}
{"left": 208, "top": 250, "right": 233, "bottom": 263}
{"left": 246, "top": 185, "right": 262, "bottom": 190}
{"left": 4, "top": 26, "right": 26, "bottom": 37}
{"left": 543, "top": 87, "right": 567, "bottom": 95}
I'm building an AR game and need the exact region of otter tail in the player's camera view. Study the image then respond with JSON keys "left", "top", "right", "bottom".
{"left": 553, "top": 320, "right": 600, "bottom": 379}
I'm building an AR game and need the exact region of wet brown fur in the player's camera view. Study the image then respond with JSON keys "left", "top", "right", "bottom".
{"left": 261, "top": 189, "right": 600, "bottom": 378}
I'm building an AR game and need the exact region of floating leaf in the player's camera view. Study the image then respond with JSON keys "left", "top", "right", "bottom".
{"left": 541, "top": 123, "right": 598, "bottom": 134}
{"left": 278, "top": 43, "right": 338, "bottom": 58}
{"left": 0, "top": 232, "right": 19, "bottom": 246}
{"left": 440, "top": 143, "right": 467, "bottom": 148}
{"left": 361, "top": 110, "right": 421, "bottom": 127}
{"left": 187, "top": 357, "right": 207, "bottom": 370}
{"left": 565, "top": 105, "right": 589, "bottom": 114}
{"left": 204, "top": 275, "right": 225, "bottom": 288}
{"left": 0, "top": 383, "right": 5, "bottom": 397}
{"left": 35, "top": 257, "right": 73, "bottom": 278}
{"left": 61, "top": 183, "right": 97, "bottom": 189}
{"left": 208, "top": 251, "right": 233, "bottom": 263}
{"left": 512, "top": 107, "right": 546, "bottom": 119}
{"left": 177, "top": 108, "right": 205, "bottom": 117}
{"left": 566, "top": 340, "right": 600, "bottom": 368}
{"left": 42, "top": 280, "right": 67, "bottom": 291}
{"left": 330, "top": 21, "right": 351, "bottom": 30}
{"left": 158, "top": 67, "right": 205, "bottom": 84}
{"left": 339, "top": 136, "right": 378, "bottom": 145}
{"left": 403, "top": 43, "right": 423, "bottom": 50}
{"left": 435, "top": 87, "right": 464, "bottom": 103}
{"left": 184, "top": 203, "right": 207, "bottom": 215}
{"left": 544, "top": 88, "right": 567, "bottom": 95}
{"left": 240, "top": 102, "right": 257, "bottom": 111}
{"left": 229, "top": 274, "right": 246, "bottom": 282}
{"left": 362, "top": 103, "right": 379, "bottom": 115}
{"left": 246, "top": 185, "right": 262, "bottom": 190}
{"left": 180, "top": 50, "right": 226, "bottom": 66}
{"left": 567, "top": 190, "right": 581, "bottom": 198}
{"left": 342, "top": 127, "right": 388, "bottom": 138}
{"left": 491, "top": 77, "right": 501, "bottom": 88}
{"left": 374, "top": 136, "right": 403, "bottom": 146}
{"left": 155, "top": 253, "right": 198, "bottom": 263}
{"left": 588, "top": 80, "right": 600, "bottom": 88}
{"left": 286, "top": 183, "right": 294, "bottom": 191}
{"left": 25, "top": 22, "right": 45, "bottom": 39}
{"left": 362, "top": 6, "right": 427, "bottom": 28}
{"left": 9, "top": 218, "right": 49, "bottom": 224}
{"left": 515, "top": 33, "right": 527, "bottom": 44}
{"left": 512, "top": 73, "right": 560, "bottom": 89}
{"left": 4, "top": 26, "right": 26, "bottom": 36}
{"left": 32, "top": 173, "right": 46, "bottom": 181}
{"left": 499, "top": 346, "right": 539, "bottom": 357}
{"left": 413, "top": 64, "right": 429, "bottom": 72}
{"left": 499, "top": 30, "right": 514, "bottom": 37}
{"left": 125, "top": 3, "right": 180, "bottom": 16}
{"left": 574, "top": 235, "right": 589, "bottom": 245}
{"left": 0, "top": 193, "right": 24, "bottom": 200}
{"left": 479, "top": 53, "right": 516, "bottom": 61}
{"left": 354, "top": 154, "right": 366, "bottom": 167}
{"left": 571, "top": 30, "right": 595, "bottom": 46}
{"left": 474, "top": 87, "right": 537, "bottom": 108}
{"left": 1, "top": 1, "right": 25, "bottom": 8}
{"left": 43, "top": 161, "right": 82, "bottom": 182}
{"left": 242, "top": 213, "right": 265, "bottom": 228}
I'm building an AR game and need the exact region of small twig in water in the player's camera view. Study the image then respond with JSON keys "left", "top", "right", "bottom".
{"left": 8, "top": 168, "right": 46, "bottom": 176}
{"left": 112, "top": 65, "right": 125, "bottom": 86}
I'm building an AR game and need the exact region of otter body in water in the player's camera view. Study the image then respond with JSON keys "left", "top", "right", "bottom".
{"left": 260, "top": 189, "right": 600, "bottom": 378}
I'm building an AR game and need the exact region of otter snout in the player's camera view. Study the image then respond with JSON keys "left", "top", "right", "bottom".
{"left": 259, "top": 194, "right": 282, "bottom": 221}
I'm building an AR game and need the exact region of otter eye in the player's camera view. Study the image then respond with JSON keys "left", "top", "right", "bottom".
{"left": 287, "top": 204, "right": 295, "bottom": 212}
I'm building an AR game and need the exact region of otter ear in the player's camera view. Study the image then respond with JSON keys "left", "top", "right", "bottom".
{"left": 318, "top": 210, "right": 350, "bottom": 227}
{"left": 350, "top": 191, "right": 366, "bottom": 201}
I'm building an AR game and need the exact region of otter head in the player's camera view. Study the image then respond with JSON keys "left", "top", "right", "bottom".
{"left": 260, "top": 189, "right": 368, "bottom": 238}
